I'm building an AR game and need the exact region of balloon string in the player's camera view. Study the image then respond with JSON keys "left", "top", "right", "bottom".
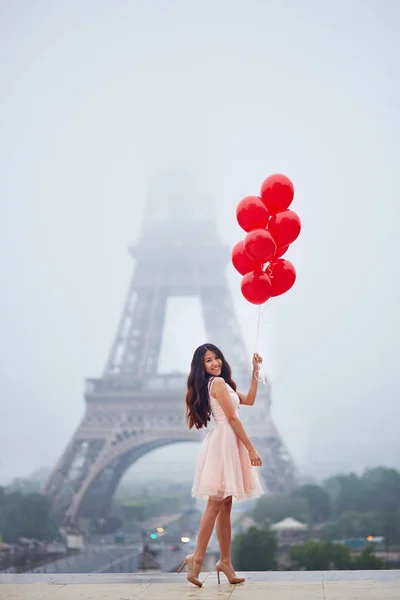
{"left": 281, "top": 402, "right": 304, "bottom": 428}
{"left": 253, "top": 305, "right": 304, "bottom": 428}
{"left": 254, "top": 304, "right": 269, "bottom": 386}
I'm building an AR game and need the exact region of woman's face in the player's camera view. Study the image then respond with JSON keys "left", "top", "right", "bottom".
{"left": 203, "top": 349, "right": 222, "bottom": 376}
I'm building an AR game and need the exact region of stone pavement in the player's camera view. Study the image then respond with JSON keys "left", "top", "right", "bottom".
{"left": 1, "top": 570, "right": 400, "bottom": 599}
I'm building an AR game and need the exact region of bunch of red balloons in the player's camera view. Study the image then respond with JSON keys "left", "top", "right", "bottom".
{"left": 232, "top": 173, "right": 301, "bottom": 305}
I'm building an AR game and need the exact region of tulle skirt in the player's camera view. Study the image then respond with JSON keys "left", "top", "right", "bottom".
{"left": 192, "top": 423, "right": 264, "bottom": 501}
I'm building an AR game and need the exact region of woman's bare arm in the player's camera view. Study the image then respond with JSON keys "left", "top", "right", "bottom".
{"left": 238, "top": 353, "right": 263, "bottom": 406}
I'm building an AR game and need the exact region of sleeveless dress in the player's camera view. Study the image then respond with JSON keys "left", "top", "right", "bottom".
{"left": 191, "top": 378, "right": 264, "bottom": 501}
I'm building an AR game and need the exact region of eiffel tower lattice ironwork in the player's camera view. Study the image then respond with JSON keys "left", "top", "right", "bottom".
{"left": 43, "top": 179, "right": 297, "bottom": 528}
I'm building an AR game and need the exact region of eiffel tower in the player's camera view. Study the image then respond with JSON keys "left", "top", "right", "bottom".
{"left": 43, "top": 175, "right": 297, "bottom": 529}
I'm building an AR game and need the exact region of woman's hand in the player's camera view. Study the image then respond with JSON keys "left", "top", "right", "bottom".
{"left": 248, "top": 447, "right": 262, "bottom": 467}
{"left": 252, "top": 352, "right": 263, "bottom": 372}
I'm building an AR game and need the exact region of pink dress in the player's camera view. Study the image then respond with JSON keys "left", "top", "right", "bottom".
{"left": 192, "top": 378, "right": 264, "bottom": 501}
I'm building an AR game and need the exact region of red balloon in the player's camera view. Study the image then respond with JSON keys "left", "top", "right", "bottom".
{"left": 236, "top": 195, "right": 269, "bottom": 232}
{"left": 268, "top": 210, "right": 301, "bottom": 248}
{"left": 265, "top": 259, "right": 296, "bottom": 297}
{"left": 241, "top": 270, "right": 272, "bottom": 305}
{"left": 231, "top": 241, "right": 261, "bottom": 276}
{"left": 260, "top": 173, "right": 294, "bottom": 214}
{"left": 244, "top": 229, "right": 276, "bottom": 263}
{"left": 272, "top": 244, "right": 289, "bottom": 260}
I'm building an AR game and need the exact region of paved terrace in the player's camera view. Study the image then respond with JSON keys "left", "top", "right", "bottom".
{"left": 1, "top": 570, "right": 400, "bottom": 599}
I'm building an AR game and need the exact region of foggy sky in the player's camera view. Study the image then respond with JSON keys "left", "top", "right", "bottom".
{"left": 1, "top": 0, "right": 399, "bottom": 485}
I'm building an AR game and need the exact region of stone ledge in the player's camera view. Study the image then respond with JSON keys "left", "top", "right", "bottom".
{"left": 0, "top": 571, "right": 399, "bottom": 600}
{"left": 1, "top": 570, "right": 400, "bottom": 584}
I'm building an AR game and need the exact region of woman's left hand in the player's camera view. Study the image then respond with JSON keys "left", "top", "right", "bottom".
{"left": 252, "top": 352, "right": 263, "bottom": 372}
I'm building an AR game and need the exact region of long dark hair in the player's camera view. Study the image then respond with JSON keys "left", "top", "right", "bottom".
{"left": 185, "top": 343, "right": 237, "bottom": 430}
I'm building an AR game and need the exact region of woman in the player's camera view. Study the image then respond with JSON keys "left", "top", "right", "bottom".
{"left": 178, "top": 343, "right": 264, "bottom": 587}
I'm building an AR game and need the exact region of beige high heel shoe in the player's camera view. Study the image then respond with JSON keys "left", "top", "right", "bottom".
{"left": 177, "top": 553, "right": 203, "bottom": 587}
{"left": 216, "top": 559, "right": 245, "bottom": 584}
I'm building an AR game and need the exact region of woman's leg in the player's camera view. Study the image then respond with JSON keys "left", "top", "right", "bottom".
{"left": 216, "top": 496, "right": 233, "bottom": 564}
{"left": 193, "top": 498, "right": 222, "bottom": 573}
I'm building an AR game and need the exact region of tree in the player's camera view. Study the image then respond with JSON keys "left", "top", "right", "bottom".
{"left": 324, "top": 468, "right": 400, "bottom": 518}
{"left": 290, "top": 541, "right": 352, "bottom": 570}
{"left": 5, "top": 478, "right": 42, "bottom": 495}
{"left": 0, "top": 490, "right": 59, "bottom": 543}
{"left": 233, "top": 527, "right": 277, "bottom": 571}
{"left": 329, "top": 542, "right": 353, "bottom": 570}
{"left": 321, "top": 510, "right": 384, "bottom": 541}
{"left": 382, "top": 508, "right": 400, "bottom": 547}
{"left": 324, "top": 473, "right": 370, "bottom": 517}
{"left": 290, "top": 540, "right": 385, "bottom": 571}
{"left": 292, "top": 484, "right": 331, "bottom": 525}
{"left": 252, "top": 494, "right": 309, "bottom": 525}
{"left": 353, "top": 546, "right": 385, "bottom": 570}
{"left": 362, "top": 468, "right": 400, "bottom": 514}
{"left": 322, "top": 467, "right": 400, "bottom": 545}
{"left": 290, "top": 541, "right": 332, "bottom": 570}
